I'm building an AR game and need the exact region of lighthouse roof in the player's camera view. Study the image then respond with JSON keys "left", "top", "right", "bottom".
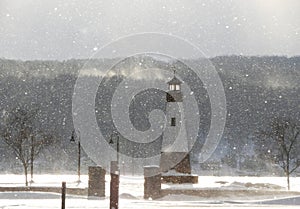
{"left": 167, "top": 76, "right": 182, "bottom": 85}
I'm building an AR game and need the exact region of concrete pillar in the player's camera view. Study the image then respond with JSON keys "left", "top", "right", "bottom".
{"left": 144, "top": 166, "right": 161, "bottom": 199}
{"left": 88, "top": 166, "right": 105, "bottom": 198}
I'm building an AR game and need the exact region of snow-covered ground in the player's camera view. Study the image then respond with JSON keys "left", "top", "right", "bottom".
{"left": 164, "top": 176, "right": 300, "bottom": 191}
{"left": 1, "top": 175, "right": 300, "bottom": 208}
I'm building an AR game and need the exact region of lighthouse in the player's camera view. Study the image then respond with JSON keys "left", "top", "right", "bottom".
{"left": 160, "top": 70, "right": 192, "bottom": 175}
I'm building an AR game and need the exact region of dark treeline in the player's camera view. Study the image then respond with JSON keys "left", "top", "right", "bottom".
{"left": 0, "top": 56, "right": 299, "bottom": 175}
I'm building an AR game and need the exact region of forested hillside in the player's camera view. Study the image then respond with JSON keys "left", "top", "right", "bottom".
{"left": 0, "top": 56, "right": 299, "bottom": 175}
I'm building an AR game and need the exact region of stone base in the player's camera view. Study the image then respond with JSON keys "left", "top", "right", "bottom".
{"left": 88, "top": 166, "right": 105, "bottom": 197}
{"left": 161, "top": 175, "right": 198, "bottom": 184}
{"left": 160, "top": 152, "right": 191, "bottom": 174}
{"left": 144, "top": 166, "right": 161, "bottom": 199}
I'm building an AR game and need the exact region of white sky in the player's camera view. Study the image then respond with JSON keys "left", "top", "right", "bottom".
{"left": 0, "top": 0, "right": 299, "bottom": 60}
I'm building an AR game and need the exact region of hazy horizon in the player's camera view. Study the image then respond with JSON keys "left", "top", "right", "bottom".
{"left": 1, "top": 54, "right": 300, "bottom": 62}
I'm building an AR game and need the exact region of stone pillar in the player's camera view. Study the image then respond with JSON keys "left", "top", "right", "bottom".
{"left": 88, "top": 166, "right": 105, "bottom": 198}
{"left": 144, "top": 166, "right": 161, "bottom": 199}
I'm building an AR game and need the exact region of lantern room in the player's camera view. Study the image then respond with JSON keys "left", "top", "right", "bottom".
{"left": 167, "top": 76, "right": 182, "bottom": 91}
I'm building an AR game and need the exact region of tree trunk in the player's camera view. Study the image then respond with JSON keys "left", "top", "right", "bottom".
{"left": 30, "top": 162, "right": 33, "bottom": 182}
{"left": 30, "top": 136, "right": 34, "bottom": 182}
{"left": 287, "top": 172, "right": 290, "bottom": 191}
{"left": 287, "top": 156, "right": 290, "bottom": 190}
{"left": 24, "top": 165, "right": 28, "bottom": 186}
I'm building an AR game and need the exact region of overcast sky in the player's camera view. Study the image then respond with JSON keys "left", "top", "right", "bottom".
{"left": 0, "top": 0, "right": 299, "bottom": 60}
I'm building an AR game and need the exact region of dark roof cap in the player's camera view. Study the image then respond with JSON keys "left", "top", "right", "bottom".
{"left": 167, "top": 76, "right": 182, "bottom": 84}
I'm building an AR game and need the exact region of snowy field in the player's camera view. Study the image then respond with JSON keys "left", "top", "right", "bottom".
{"left": 1, "top": 175, "right": 300, "bottom": 208}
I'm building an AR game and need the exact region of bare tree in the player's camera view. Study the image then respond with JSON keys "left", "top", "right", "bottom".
{"left": 1, "top": 106, "right": 53, "bottom": 186}
{"left": 258, "top": 117, "right": 300, "bottom": 190}
{"left": 29, "top": 132, "right": 54, "bottom": 183}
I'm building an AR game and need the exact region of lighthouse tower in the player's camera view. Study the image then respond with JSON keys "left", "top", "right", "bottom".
{"left": 160, "top": 71, "right": 192, "bottom": 175}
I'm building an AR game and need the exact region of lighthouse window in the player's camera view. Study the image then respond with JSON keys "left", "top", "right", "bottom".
{"left": 171, "top": 117, "right": 176, "bottom": 126}
{"left": 169, "top": 84, "right": 175, "bottom": 91}
{"left": 169, "top": 84, "right": 180, "bottom": 91}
